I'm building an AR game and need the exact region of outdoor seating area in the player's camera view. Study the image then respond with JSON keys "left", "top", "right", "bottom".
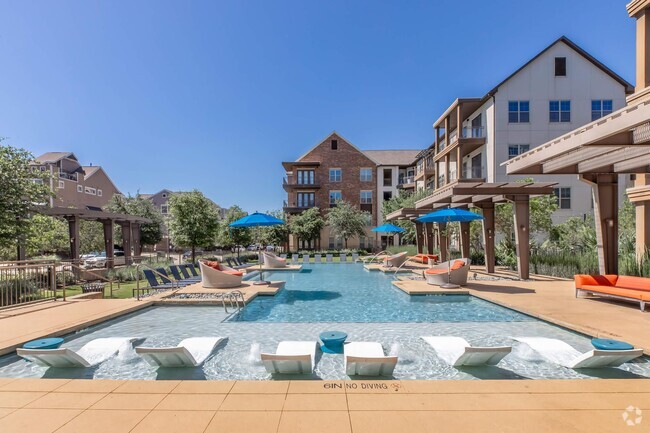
{"left": 198, "top": 260, "right": 244, "bottom": 289}
{"left": 574, "top": 274, "right": 650, "bottom": 311}
{"left": 424, "top": 258, "right": 471, "bottom": 286}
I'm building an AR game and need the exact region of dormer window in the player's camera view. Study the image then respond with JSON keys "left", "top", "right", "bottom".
{"left": 331, "top": 139, "right": 338, "bottom": 150}
{"left": 555, "top": 57, "right": 566, "bottom": 76}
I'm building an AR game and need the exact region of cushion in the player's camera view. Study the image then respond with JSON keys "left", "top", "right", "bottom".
{"left": 425, "top": 269, "right": 447, "bottom": 275}
{"left": 615, "top": 276, "right": 650, "bottom": 292}
{"left": 204, "top": 260, "right": 221, "bottom": 270}
{"left": 580, "top": 285, "right": 644, "bottom": 300}
{"left": 574, "top": 274, "right": 618, "bottom": 289}
{"left": 222, "top": 270, "right": 244, "bottom": 277}
{"left": 450, "top": 260, "right": 465, "bottom": 271}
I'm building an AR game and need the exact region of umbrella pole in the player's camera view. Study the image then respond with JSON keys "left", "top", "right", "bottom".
{"left": 441, "top": 219, "right": 459, "bottom": 289}
{"left": 254, "top": 226, "right": 269, "bottom": 285}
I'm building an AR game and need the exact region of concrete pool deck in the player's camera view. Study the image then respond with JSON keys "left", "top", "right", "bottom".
{"left": 0, "top": 378, "right": 647, "bottom": 432}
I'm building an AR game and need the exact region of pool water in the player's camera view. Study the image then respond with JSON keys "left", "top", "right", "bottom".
{"left": 0, "top": 264, "right": 648, "bottom": 381}
{"left": 233, "top": 264, "right": 532, "bottom": 323}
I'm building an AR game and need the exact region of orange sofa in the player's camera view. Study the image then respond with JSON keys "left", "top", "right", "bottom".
{"left": 574, "top": 274, "right": 650, "bottom": 311}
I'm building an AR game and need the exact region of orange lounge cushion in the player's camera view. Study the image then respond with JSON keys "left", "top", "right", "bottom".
{"left": 414, "top": 254, "right": 439, "bottom": 264}
{"left": 450, "top": 260, "right": 465, "bottom": 271}
{"left": 425, "top": 269, "right": 447, "bottom": 275}
{"left": 580, "top": 284, "right": 650, "bottom": 301}
{"left": 204, "top": 260, "right": 222, "bottom": 270}
{"left": 222, "top": 270, "right": 244, "bottom": 277}
{"left": 615, "top": 276, "right": 650, "bottom": 291}
{"left": 574, "top": 274, "right": 618, "bottom": 289}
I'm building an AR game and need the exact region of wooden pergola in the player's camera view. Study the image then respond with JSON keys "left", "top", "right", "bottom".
{"left": 39, "top": 207, "right": 152, "bottom": 267}
{"left": 386, "top": 181, "right": 556, "bottom": 279}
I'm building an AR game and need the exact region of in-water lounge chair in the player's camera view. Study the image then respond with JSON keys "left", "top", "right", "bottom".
{"left": 340, "top": 253, "right": 348, "bottom": 263}
{"left": 421, "top": 336, "right": 512, "bottom": 367}
{"left": 314, "top": 254, "right": 322, "bottom": 263}
{"left": 384, "top": 252, "right": 408, "bottom": 268}
{"left": 513, "top": 337, "right": 643, "bottom": 369}
{"left": 326, "top": 254, "right": 333, "bottom": 263}
{"left": 302, "top": 255, "right": 310, "bottom": 264}
{"left": 291, "top": 255, "right": 299, "bottom": 264}
{"left": 136, "top": 337, "right": 225, "bottom": 367}
{"left": 344, "top": 342, "right": 398, "bottom": 376}
{"left": 260, "top": 341, "right": 318, "bottom": 374}
{"left": 262, "top": 252, "right": 288, "bottom": 268}
{"left": 199, "top": 261, "right": 243, "bottom": 289}
{"left": 352, "top": 252, "right": 359, "bottom": 262}
{"left": 17, "top": 337, "right": 142, "bottom": 368}
{"left": 425, "top": 258, "right": 471, "bottom": 286}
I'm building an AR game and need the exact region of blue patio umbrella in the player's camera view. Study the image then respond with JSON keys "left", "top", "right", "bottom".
{"left": 371, "top": 223, "right": 405, "bottom": 234}
{"left": 416, "top": 208, "right": 483, "bottom": 288}
{"left": 229, "top": 212, "right": 285, "bottom": 284}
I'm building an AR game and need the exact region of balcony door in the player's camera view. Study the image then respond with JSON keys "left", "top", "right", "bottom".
{"left": 471, "top": 154, "right": 482, "bottom": 178}
{"left": 297, "top": 192, "right": 314, "bottom": 208}
{"left": 297, "top": 170, "right": 314, "bottom": 185}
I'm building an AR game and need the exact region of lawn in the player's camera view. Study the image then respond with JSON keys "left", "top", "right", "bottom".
{"left": 60, "top": 281, "right": 142, "bottom": 299}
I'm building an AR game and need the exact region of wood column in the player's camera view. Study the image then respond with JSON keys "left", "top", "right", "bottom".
{"left": 425, "top": 223, "right": 435, "bottom": 254}
{"left": 632, "top": 175, "right": 650, "bottom": 260}
{"left": 438, "top": 222, "right": 448, "bottom": 262}
{"left": 511, "top": 196, "right": 530, "bottom": 280}
{"left": 480, "top": 204, "right": 496, "bottom": 274}
{"left": 460, "top": 222, "right": 470, "bottom": 259}
{"left": 67, "top": 216, "right": 80, "bottom": 265}
{"left": 581, "top": 174, "right": 619, "bottom": 275}
{"left": 121, "top": 222, "right": 133, "bottom": 265}
{"left": 132, "top": 223, "right": 142, "bottom": 260}
{"left": 415, "top": 221, "right": 425, "bottom": 254}
{"left": 102, "top": 220, "right": 115, "bottom": 269}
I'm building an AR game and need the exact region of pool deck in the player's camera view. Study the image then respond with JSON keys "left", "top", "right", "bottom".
{"left": 0, "top": 378, "right": 647, "bottom": 432}
{"left": 156, "top": 280, "right": 284, "bottom": 304}
{"left": 363, "top": 263, "right": 421, "bottom": 273}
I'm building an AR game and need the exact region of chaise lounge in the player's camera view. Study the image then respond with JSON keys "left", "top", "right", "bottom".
{"left": 344, "top": 342, "right": 398, "bottom": 376}
{"left": 136, "top": 337, "right": 225, "bottom": 367}
{"left": 199, "top": 260, "right": 244, "bottom": 288}
{"left": 575, "top": 274, "right": 650, "bottom": 311}
{"left": 260, "top": 341, "right": 318, "bottom": 374}
{"left": 383, "top": 251, "right": 408, "bottom": 268}
{"left": 421, "top": 336, "right": 511, "bottom": 367}
{"left": 425, "top": 258, "right": 471, "bottom": 286}
{"left": 262, "top": 252, "right": 288, "bottom": 268}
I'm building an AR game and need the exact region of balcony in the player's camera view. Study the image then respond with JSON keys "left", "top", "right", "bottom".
{"left": 435, "top": 126, "right": 486, "bottom": 162}
{"left": 360, "top": 203, "right": 373, "bottom": 213}
{"left": 58, "top": 171, "right": 78, "bottom": 182}
{"left": 283, "top": 200, "right": 316, "bottom": 214}
{"left": 462, "top": 165, "right": 486, "bottom": 180}
{"left": 282, "top": 177, "right": 320, "bottom": 192}
{"left": 397, "top": 176, "right": 416, "bottom": 189}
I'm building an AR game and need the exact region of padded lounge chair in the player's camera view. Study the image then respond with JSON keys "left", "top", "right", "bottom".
{"left": 280, "top": 254, "right": 287, "bottom": 259}
{"left": 421, "top": 336, "right": 512, "bottom": 367}
{"left": 344, "top": 342, "right": 398, "bottom": 376}
{"left": 179, "top": 265, "right": 200, "bottom": 281}
{"left": 157, "top": 268, "right": 193, "bottom": 287}
{"left": 199, "top": 261, "right": 243, "bottom": 288}
{"left": 340, "top": 253, "right": 347, "bottom": 263}
{"left": 384, "top": 251, "right": 408, "bottom": 268}
{"left": 260, "top": 341, "right": 318, "bottom": 374}
{"left": 262, "top": 252, "right": 287, "bottom": 268}
{"left": 352, "top": 253, "right": 359, "bottom": 262}
{"left": 513, "top": 337, "right": 643, "bottom": 369}
{"left": 184, "top": 264, "right": 200, "bottom": 277}
{"left": 291, "top": 255, "right": 299, "bottom": 264}
{"left": 326, "top": 254, "right": 333, "bottom": 262}
{"left": 142, "top": 269, "right": 177, "bottom": 290}
{"left": 136, "top": 337, "right": 225, "bottom": 367}
{"left": 425, "top": 258, "right": 471, "bottom": 286}
{"left": 302, "top": 255, "right": 309, "bottom": 264}
{"left": 17, "top": 337, "right": 142, "bottom": 368}
{"left": 314, "top": 254, "right": 322, "bottom": 263}
{"left": 169, "top": 265, "right": 200, "bottom": 283}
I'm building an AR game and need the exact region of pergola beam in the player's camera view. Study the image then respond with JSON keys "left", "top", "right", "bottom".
{"left": 578, "top": 146, "right": 650, "bottom": 172}
{"left": 542, "top": 146, "right": 619, "bottom": 173}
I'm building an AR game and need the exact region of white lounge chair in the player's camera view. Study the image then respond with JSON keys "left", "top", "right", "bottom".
{"left": 280, "top": 254, "right": 287, "bottom": 259}
{"left": 513, "top": 337, "right": 643, "bottom": 369}
{"left": 425, "top": 258, "right": 471, "bottom": 286}
{"left": 136, "top": 337, "right": 225, "bottom": 367}
{"left": 421, "top": 336, "right": 511, "bottom": 367}
{"left": 344, "top": 342, "right": 398, "bottom": 376}
{"left": 262, "top": 252, "right": 287, "bottom": 268}
{"left": 199, "top": 261, "right": 243, "bottom": 289}
{"left": 291, "top": 255, "right": 299, "bottom": 264}
{"left": 17, "top": 337, "right": 142, "bottom": 368}
{"left": 302, "top": 255, "right": 310, "bottom": 264}
{"left": 260, "top": 341, "right": 318, "bottom": 374}
{"left": 384, "top": 251, "right": 408, "bottom": 268}
{"left": 326, "top": 254, "right": 333, "bottom": 263}
{"left": 352, "top": 253, "right": 359, "bottom": 262}
{"left": 314, "top": 254, "right": 322, "bottom": 263}
{"left": 340, "top": 253, "right": 347, "bottom": 263}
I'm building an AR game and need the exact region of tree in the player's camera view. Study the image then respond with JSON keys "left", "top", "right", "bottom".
{"left": 25, "top": 214, "right": 69, "bottom": 257}
{"left": 381, "top": 189, "right": 432, "bottom": 244}
{"left": 107, "top": 193, "right": 164, "bottom": 247}
{"left": 0, "top": 143, "right": 52, "bottom": 258}
{"left": 288, "top": 207, "right": 324, "bottom": 250}
{"left": 216, "top": 206, "right": 252, "bottom": 257}
{"left": 495, "top": 193, "right": 558, "bottom": 242}
{"left": 261, "top": 210, "right": 290, "bottom": 250}
{"left": 79, "top": 221, "right": 105, "bottom": 254}
{"left": 168, "top": 190, "right": 220, "bottom": 262}
{"left": 326, "top": 201, "right": 368, "bottom": 249}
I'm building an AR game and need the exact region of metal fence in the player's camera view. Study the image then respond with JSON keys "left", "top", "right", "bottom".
{"left": 0, "top": 261, "right": 60, "bottom": 309}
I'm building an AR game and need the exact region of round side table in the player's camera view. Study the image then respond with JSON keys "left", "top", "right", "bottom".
{"left": 591, "top": 338, "right": 634, "bottom": 351}
{"left": 23, "top": 337, "right": 64, "bottom": 350}
{"left": 320, "top": 331, "right": 348, "bottom": 354}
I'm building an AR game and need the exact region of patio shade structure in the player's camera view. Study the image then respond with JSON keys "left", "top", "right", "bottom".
{"left": 229, "top": 212, "right": 285, "bottom": 285}
{"left": 417, "top": 208, "right": 483, "bottom": 288}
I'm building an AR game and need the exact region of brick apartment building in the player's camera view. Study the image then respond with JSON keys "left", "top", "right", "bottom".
{"left": 282, "top": 132, "right": 419, "bottom": 251}
{"left": 32, "top": 152, "right": 121, "bottom": 209}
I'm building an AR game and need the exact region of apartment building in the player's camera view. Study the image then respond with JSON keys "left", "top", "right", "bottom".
{"left": 282, "top": 132, "right": 419, "bottom": 250}
{"left": 32, "top": 152, "right": 121, "bottom": 209}
{"left": 414, "top": 36, "right": 634, "bottom": 223}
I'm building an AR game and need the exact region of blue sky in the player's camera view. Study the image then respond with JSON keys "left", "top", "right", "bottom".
{"left": 0, "top": 0, "right": 635, "bottom": 213}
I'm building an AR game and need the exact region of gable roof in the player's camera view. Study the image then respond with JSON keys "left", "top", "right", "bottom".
{"left": 484, "top": 36, "right": 634, "bottom": 99}
{"left": 296, "top": 131, "right": 377, "bottom": 163}
{"left": 363, "top": 150, "right": 420, "bottom": 166}
{"left": 81, "top": 165, "right": 121, "bottom": 194}
{"left": 34, "top": 152, "right": 78, "bottom": 164}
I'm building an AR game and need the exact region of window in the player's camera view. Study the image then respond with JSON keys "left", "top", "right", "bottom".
{"left": 383, "top": 168, "right": 392, "bottom": 187}
{"left": 329, "top": 191, "right": 342, "bottom": 205}
{"left": 591, "top": 100, "right": 613, "bottom": 121}
{"left": 508, "top": 101, "right": 530, "bottom": 123}
{"left": 162, "top": 193, "right": 167, "bottom": 198}
{"left": 360, "top": 168, "right": 373, "bottom": 182}
{"left": 508, "top": 144, "right": 530, "bottom": 159}
{"left": 297, "top": 170, "right": 315, "bottom": 185}
{"left": 85, "top": 187, "right": 96, "bottom": 195}
{"left": 555, "top": 57, "right": 566, "bottom": 76}
{"left": 161, "top": 205, "right": 169, "bottom": 214}
{"left": 77, "top": 185, "right": 83, "bottom": 193}
{"left": 329, "top": 169, "right": 341, "bottom": 182}
{"left": 549, "top": 100, "right": 571, "bottom": 123}
{"left": 331, "top": 139, "right": 338, "bottom": 150}
{"left": 360, "top": 191, "right": 372, "bottom": 204}
{"left": 97, "top": 189, "right": 102, "bottom": 197}
{"left": 297, "top": 192, "right": 315, "bottom": 208}
{"left": 383, "top": 191, "right": 392, "bottom": 201}
{"left": 554, "top": 187, "right": 571, "bottom": 209}
{"left": 57, "top": 181, "right": 64, "bottom": 189}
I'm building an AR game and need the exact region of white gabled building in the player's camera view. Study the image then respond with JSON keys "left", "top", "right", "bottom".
{"left": 415, "top": 36, "right": 634, "bottom": 224}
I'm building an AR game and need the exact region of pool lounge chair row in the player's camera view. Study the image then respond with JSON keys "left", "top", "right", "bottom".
{"left": 286, "top": 253, "right": 360, "bottom": 264}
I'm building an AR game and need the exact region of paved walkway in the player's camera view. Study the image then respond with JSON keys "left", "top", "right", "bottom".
{"left": 0, "top": 378, "right": 648, "bottom": 432}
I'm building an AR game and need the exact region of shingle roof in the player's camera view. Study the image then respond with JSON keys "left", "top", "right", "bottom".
{"left": 362, "top": 150, "right": 420, "bottom": 166}
{"left": 81, "top": 166, "right": 100, "bottom": 177}
{"left": 34, "top": 152, "right": 76, "bottom": 164}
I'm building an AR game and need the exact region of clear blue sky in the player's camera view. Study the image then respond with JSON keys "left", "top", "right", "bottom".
{"left": 0, "top": 0, "right": 635, "bottom": 213}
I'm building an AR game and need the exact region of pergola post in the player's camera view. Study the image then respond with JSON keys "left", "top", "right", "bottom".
{"left": 415, "top": 221, "right": 425, "bottom": 254}
{"left": 133, "top": 223, "right": 142, "bottom": 261}
{"left": 631, "top": 175, "right": 650, "bottom": 261}
{"left": 581, "top": 174, "right": 619, "bottom": 275}
{"left": 102, "top": 219, "right": 115, "bottom": 269}
{"left": 67, "top": 216, "right": 80, "bottom": 265}
{"left": 511, "top": 196, "right": 530, "bottom": 280}
{"left": 425, "top": 222, "right": 435, "bottom": 254}
{"left": 121, "top": 222, "right": 132, "bottom": 265}
{"left": 438, "top": 222, "right": 448, "bottom": 262}
{"left": 479, "top": 204, "right": 496, "bottom": 274}
{"left": 460, "top": 222, "right": 470, "bottom": 259}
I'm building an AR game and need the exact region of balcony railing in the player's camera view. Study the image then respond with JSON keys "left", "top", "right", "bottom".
{"left": 398, "top": 176, "right": 415, "bottom": 185}
{"left": 462, "top": 126, "right": 485, "bottom": 139}
{"left": 58, "top": 171, "right": 78, "bottom": 181}
{"left": 449, "top": 170, "right": 458, "bottom": 183}
{"left": 283, "top": 200, "right": 315, "bottom": 210}
{"left": 438, "top": 174, "right": 446, "bottom": 187}
{"left": 463, "top": 166, "right": 485, "bottom": 179}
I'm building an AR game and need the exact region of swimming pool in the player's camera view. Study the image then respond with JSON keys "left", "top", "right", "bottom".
{"left": 0, "top": 264, "right": 647, "bottom": 380}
